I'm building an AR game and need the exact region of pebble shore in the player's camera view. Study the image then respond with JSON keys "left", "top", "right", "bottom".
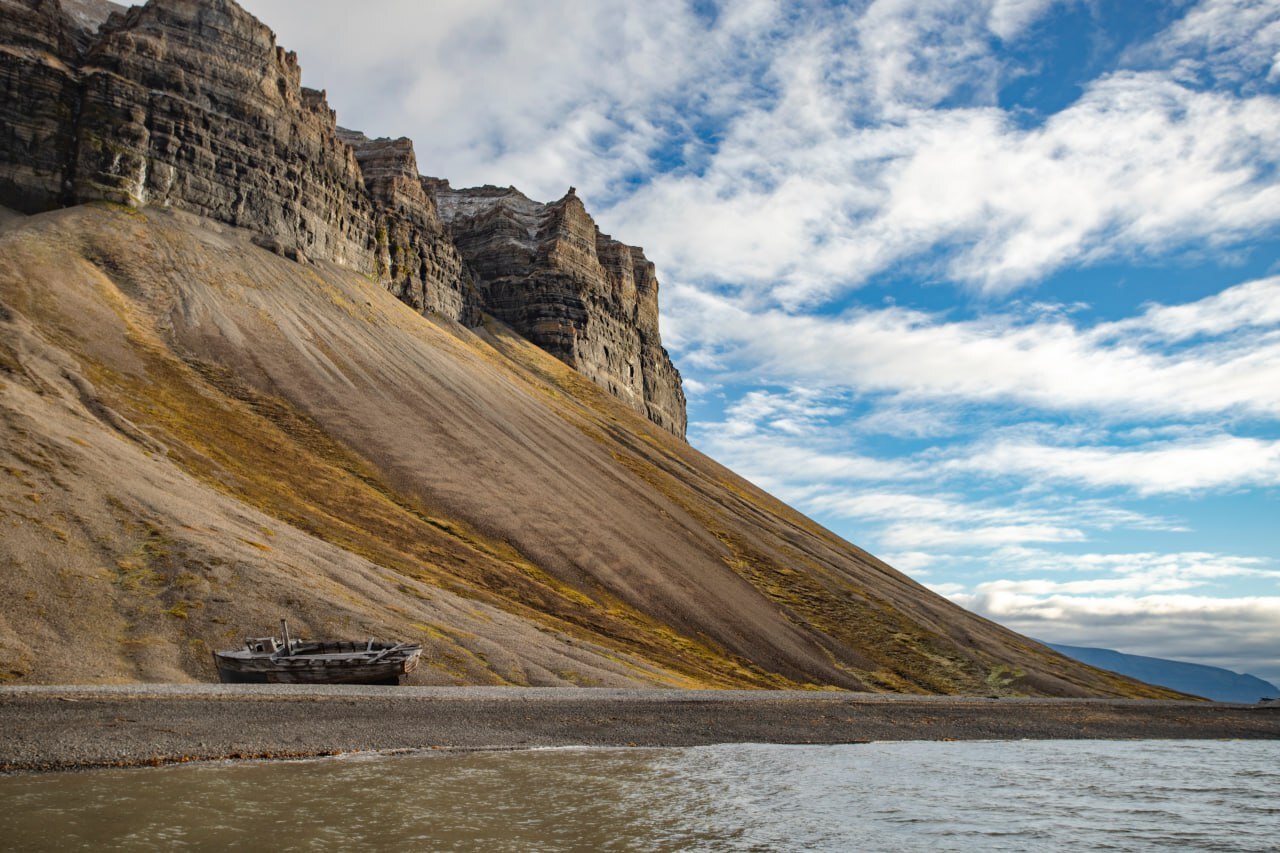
{"left": 3, "top": 685, "right": 1277, "bottom": 773}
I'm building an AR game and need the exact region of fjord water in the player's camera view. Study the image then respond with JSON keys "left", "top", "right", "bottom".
{"left": 2, "top": 741, "right": 1277, "bottom": 851}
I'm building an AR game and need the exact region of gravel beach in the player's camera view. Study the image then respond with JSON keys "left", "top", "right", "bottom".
{"left": 2, "top": 685, "right": 1278, "bottom": 773}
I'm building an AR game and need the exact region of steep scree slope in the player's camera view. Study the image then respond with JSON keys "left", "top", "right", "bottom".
{"left": 0, "top": 203, "right": 1179, "bottom": 697}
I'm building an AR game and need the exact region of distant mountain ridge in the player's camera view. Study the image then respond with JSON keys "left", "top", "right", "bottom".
{"left": 1047, "top": 644, "right": 1279, "bottom": 703}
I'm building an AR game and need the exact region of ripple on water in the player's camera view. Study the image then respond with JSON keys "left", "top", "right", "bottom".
{"left": 0, "top": 740, "right": 1277, "bottom": 852}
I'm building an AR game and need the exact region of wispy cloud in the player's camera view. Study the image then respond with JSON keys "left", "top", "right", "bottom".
{"left": 987, "top": 0, "right": 1062, "bottom": 42}
{"left": 1100, "top": 275, "right": 1280, "bottom": 343}
{"left": 1133, "top": 0, "right": 1280, "bottom": 88}
{"left": 951, "top": 434, "right": 1280, "bottom": 494}
{"left": 613, "top": 23, "right": 1280, "bottom": 302}
{"left": 670, "top": 275, "right": 1280, "bottom": 420}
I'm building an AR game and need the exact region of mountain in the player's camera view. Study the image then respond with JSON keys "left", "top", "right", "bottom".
{"left": 1047, "top": 644, "right": 1279, "bottom": 703}
{"left": 0, "top": 0, "right": 1183, "bottom": 698}
{"left": 0, "top": 0, "right": 685, "bottom": 438}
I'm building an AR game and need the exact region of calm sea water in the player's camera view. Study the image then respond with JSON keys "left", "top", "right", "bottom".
{"left": 2, "top": 740, "right": 1277, "bottom": 851}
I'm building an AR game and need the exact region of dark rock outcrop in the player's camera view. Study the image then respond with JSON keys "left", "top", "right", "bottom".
{"left": 0, "top": 0, "right": 84, "bottom": 212}
{"left": 338, "top": 129, "right": 481, "bottom": 324}
{"left": 437, "top": 184, "right": 687, "bottom": 437}
{"left": 73, "top": 0, "right": 378, "bottom": 272}
{"left": 0, "top": 0, "right": 686, "bottom": 434}
{"left": 0, "top": 0, "right": 377, "bottom": 269}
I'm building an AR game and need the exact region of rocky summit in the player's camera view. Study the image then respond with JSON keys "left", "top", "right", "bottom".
{"left": 436, "top": 183, "right": 687, "bottom": 436}
{"left": 0, "top": 0, "right": 1182, "bottom": 698}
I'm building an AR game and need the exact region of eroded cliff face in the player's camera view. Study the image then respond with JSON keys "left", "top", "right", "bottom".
{"left": 0, "top": 0, "right": 379, "bottom": 268}
{"left": 338, "top": 129, "right": 482, "bottom": 325}
{"left": 0, "top": 0, "right": 85, "bottom": 212}
{"left": 437, "top": 184, "right": 687, "bottom": 437}
{"left": 0, "top": 0, "right": 686, "bottom": 435}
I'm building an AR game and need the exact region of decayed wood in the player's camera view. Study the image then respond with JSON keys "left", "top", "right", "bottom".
{"left": 213, "top": 622, "right": 422, "bottom": 685}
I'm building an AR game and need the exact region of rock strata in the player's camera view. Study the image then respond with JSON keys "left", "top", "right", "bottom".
{"left": 0, "top": 0, "right": 686, "bottom": 434}
{"left": 437, "top": 183, "right": 687, "bottom": 436}
{"left": 74, "top": 0, "right": 378, "bottom": 271}
{"left": 0, "top": 0, "right": 84, "bottom": 212}
{"left": 339, "top": 129, "right": 481, "bottom": 324}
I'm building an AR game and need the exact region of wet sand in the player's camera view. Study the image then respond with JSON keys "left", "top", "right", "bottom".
{"left": 2, "top": 685, "right": 1277, "bottom": 773}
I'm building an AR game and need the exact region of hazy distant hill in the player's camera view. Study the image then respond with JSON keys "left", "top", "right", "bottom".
{"left": 1047, "top": 644, "right": 1279, "bottom": 703}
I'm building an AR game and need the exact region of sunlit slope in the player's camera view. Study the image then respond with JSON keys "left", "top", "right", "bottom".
{"left": 0, "top": 204, "right": 1180, "bottom": 697}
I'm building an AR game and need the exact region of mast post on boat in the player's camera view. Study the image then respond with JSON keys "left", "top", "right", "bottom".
{"left": 213, "top": 621, "right": 422, "bottom": 684}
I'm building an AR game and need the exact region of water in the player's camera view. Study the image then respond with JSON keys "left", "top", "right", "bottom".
{"left": 2, "top": 741, "right": 1277, "bottom": 851}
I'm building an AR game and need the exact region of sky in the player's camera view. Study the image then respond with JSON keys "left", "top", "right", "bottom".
{"left": 229, "top": 0, "right": 1280, "bottom": 686}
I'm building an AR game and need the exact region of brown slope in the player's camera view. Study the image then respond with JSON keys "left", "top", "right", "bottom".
{"left": 0, "top": 203, "right": 1181, "bottom": 697}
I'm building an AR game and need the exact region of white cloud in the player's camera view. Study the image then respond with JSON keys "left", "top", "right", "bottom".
{"left": 669, "top": 280, "right": 1280, "bottom": 421}
{"left": 690, "top": 433, "right": 917, "bottom": 494}
{"left": 794, "top": 487, "right": 1177, "bottom": 550}
{"left": 881, "top": 550, "right": 937, "bottom": 573}
{"left": 964, "top": 552, "right": 1279, "bottom": 594}
{"left": 880, "top": 520, "right": 1086, "bottom": 549}
{"left": 614, "top": 58, "right": 1280, "bottom": 305}
{"left": 852, "top": 0, "right": 1002, "bottom": 113}
{"left": 680, "top": 377, "right": 717, "bottom": 397}
{"left": 952, "top": 434, "right": 1280, "bottom": 494}
{"left": 718, "top": 388, "right": 846, "bottom": 437}
{"left": 1101, "top": 275, "right": 1280, "bottom": 343}
{"left": 801, "top": 489, "right": 1164, "bottom": 529}
{"left": 987, "top": 0, "right": 1061, "bottom": 42}
{"left": 241, "top": 0, "right": 721, "bottom": 202}
{"left": 1137, "top": 0, "right": 1280, "bottom": 86}
{"left": 981, "top": 546, "right": 1267, "bottom": 576}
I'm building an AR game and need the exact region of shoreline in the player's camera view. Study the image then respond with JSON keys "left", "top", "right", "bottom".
{"left": 3, "top": 685, "right": 1277, "bottom": 774}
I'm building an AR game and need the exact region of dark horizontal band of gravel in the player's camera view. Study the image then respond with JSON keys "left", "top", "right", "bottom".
{"left": 2, "top": 685, "right": 1277, "bottom": 773}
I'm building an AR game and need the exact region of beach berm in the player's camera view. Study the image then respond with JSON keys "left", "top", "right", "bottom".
{"left": 3, "top": 686, "right": 1277, "bottom": 773}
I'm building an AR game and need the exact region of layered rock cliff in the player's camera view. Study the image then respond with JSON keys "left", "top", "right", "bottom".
{"left": 0, "top": 0, "right": 86, "bottom": 212}
{"left": 436, "top": 184, "right": 687, "bottom": 436}
{"left": 338, "top": 129, "right": 482, "bottom": 325}
{"left": 0, "top": 0, "right": 685, "bottom": 434}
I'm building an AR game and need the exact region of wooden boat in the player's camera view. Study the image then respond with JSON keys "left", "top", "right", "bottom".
{"left": 213, "top": 620, "right": 422, "bottom": 685}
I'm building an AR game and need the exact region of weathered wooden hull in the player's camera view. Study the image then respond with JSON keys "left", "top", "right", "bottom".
{"left": 213, "top": 644, "right": 422, "bottom": 686}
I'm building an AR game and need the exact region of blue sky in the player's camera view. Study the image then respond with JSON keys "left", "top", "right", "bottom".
{"left": 236, "top": 0, "right": 1280, "bottom": 685}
